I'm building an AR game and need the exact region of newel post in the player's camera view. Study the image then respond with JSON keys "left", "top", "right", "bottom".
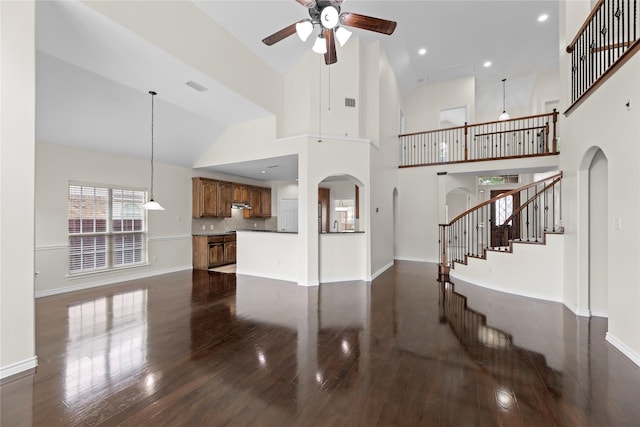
{"left": 438, "top": 224, "right": 450, "bottom": 281}
{"left": 552, "top": 108, "right": 558, "bottom": 153}
{"left": 463, "top": 122, "right": 468, "bottom": 161}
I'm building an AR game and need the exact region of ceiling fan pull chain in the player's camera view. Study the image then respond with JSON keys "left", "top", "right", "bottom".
{"left": 328, "top": 63, "right": 331, "bottom": 111}
{"left": 318, "top": 55, "right": 322, "bottom": 142}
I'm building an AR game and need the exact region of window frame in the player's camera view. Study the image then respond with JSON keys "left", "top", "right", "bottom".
{"left": 68, "top": 181, "right": 149, "bottom": 276}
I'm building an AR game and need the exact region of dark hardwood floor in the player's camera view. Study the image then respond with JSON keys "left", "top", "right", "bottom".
{"left": 3, "top": 261, "right": 640, "bottom": 426}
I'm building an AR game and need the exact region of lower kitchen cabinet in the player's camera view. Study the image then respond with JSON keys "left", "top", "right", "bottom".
{"left": 192, "top": 234, "right": 236, "bottom": 270}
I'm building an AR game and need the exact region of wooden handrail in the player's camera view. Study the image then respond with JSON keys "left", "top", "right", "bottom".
{"left": 399, "top": 112, "right": 556, "bottom": 138}
{"left": 441, "top": 172, "right": 563, "bottom": 227}
{"left": 499, "top": 175, "right": 563, "bottom": 227}
{"left": 566, "top": 0, "right": 605, "bottom": 53}
{"left": 565, "top": 39, "right": 640, "bottom": 116}
{"left": 475, "top": 125, "right": 545, "bottom": 138}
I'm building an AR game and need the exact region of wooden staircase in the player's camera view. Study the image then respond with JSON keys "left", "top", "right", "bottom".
{"left": 439, "top": 172, "right": 563, "bottom": 280}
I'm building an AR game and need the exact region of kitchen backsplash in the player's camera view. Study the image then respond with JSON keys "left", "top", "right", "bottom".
{"left": 192, "top": 208, "right": 277, "bottom": 234}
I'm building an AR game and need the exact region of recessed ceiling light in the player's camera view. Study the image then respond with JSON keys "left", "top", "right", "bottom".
{"left": 484, "top": 61, "right": 492, "bottom": 68}
{"left": 538, "top": 14, "right": 548, "bottom": 22}
{"left": 418, "top": 48, "right": 427, "bottom": 56}
{"left": 260, "top": 170, "right": 266, "bottom": 174}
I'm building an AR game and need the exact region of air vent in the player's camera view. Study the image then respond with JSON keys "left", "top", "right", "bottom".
{"left": 345, "top": 98, "right": 356, "bottom": 108}
{"left": 185, "top": 80, "right": 209, "bottom": 93}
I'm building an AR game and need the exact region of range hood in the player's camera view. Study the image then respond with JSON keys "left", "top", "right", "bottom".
{"left": 231, "top": 202, "right": 252, "bottom": 210}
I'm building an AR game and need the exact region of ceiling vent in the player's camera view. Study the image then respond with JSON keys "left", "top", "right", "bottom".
{"left": 185, "top": 80, "right": 209, "bottom": 93}
{"left": 345, "top": 98, "right": 356, "bottom": 108}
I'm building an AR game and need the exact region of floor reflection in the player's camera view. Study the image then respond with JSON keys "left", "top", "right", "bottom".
{"left": 64, "top": 289, "right": 148, "bottom": 403}
{"left": 438, "top": 279, "right": 563, "bottom": 420}
{"left": 5, "top": 262, "right": 640, "bottom": 425}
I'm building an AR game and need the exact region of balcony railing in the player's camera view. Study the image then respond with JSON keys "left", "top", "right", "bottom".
{"left": 439, "top": 172, "right": 563, "bottom": 274}
{"left": 566, "top": 0, "right": 640, "bottom": 114}
{"left": 399, "top": 111, "right": 558, "bottom": 168}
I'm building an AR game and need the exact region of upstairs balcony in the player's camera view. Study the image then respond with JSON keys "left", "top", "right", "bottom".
{"left": 399, "top": 111, "right": 559, "bottom": 168}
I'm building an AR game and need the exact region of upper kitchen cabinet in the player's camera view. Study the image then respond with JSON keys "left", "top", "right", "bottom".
{"left": 260, "top": 188, "right": 271, "bottom": 217}
{"left": 217, "top": 181, "right": 232, "bottom": 218}
{"left": 192, "top": 177, "right": 231, "bottom": 218}
{"left": 243, "top": 186, "right": 271, "bottom": 218}
{"left": 232, "top": 184, "right": 249, "bottom": 204}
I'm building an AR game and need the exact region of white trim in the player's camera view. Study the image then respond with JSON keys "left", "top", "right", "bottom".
{"left": 36, "top": 265, "right": 192, "bottom": 298}
{"left": 371, "top": 260, "right": 394, "bottom": 281}
{"left": 606, "top": 332, "right": 640, "bottom": 368}
{"left": 1, "top": 356, "right": 38, "bottom": 380}
{"left": 450, "top": 270, "right": 564, "bottom": 303}
{"left": 35, "top": 244, "right": 67, "bottom": 252}
{"left": 590, "top": 309, "right": 608, "bottom": 318}
{"left": 275, "top": 133, "right": 372, "bottom": 145}
{"left": 562, "top": 300, "right": 592, "bottom": 317}
{"left": 35, "top": 235, "right": 191, "bottom": 251}
{"left": 148, "top": 235, "right": 191, "bottom": 242}
{"left": 395, "top": 256, "right": 439, "bottom": 263}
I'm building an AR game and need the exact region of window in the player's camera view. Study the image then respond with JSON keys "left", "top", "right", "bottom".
{"left": 478, "top": 175, "right": 520, "bottom": 185}
{"left": 68, "top": 183, "right": 146, "bottom": 274}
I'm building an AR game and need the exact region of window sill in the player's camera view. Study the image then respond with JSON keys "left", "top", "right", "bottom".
{"left": 66, "top": 262, "right": 151, "bottom": 279}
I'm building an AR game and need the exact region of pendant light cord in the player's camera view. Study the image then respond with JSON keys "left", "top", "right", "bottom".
{"left": 502, "top": 78, "right": 506, "bottom": 113}
{"left": 149, "top": 90, "right": 156, "bottom": 200}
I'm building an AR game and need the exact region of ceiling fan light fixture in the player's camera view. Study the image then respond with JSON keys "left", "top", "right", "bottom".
{"left": 320, "top": 6, "right": 339, "bottom": 29}
{"left": 335, "top": 26, "right": 352, "bottom": 47}
{"left": 312, "top": 33, "right": 327, "bottom": 54}
{"left": 296, "top": 20, "right": 313, "bottom": 42}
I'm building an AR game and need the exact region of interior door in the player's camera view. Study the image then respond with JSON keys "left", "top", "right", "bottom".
{"left": 490, "top": 190, "right": 520, "bottom": 247}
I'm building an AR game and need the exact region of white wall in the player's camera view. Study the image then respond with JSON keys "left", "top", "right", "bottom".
{"left": 403, "top": 76, "right": 475, "bottom": 133}
{"left": 560, "top": 0, "right": 640, "bottom": 366}
{"left": 1, "top": 0, "right": 37, "bottom": 379}
{"left": 451, "top": 234, "right": 565, "bottom": 302}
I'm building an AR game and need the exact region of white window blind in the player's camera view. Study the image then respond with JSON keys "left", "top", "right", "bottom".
{"left": 68, "top": 183, "right": 147, "bottom": 274}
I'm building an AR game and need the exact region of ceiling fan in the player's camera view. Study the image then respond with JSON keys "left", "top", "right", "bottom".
{"left": 262, "top": 0, "right": 397, "bottom": 65}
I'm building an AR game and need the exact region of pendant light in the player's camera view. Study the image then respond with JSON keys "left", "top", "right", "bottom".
{"left": 498, "top": 78, "right": 510, "bottom": 121}
{"left": 143, "top": 90, "right": 164, "bottom": 210}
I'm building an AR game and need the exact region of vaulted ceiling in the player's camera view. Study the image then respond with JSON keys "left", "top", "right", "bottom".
{"left": 35, "top": 0, "right": 558, "bottom": 179}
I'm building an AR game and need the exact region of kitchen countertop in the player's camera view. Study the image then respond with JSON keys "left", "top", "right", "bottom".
{"left": 236, "top": 229, "right": 297, "bottom": 234}
{"left": 192, "top": 231, "right": 237, "bottom": 236}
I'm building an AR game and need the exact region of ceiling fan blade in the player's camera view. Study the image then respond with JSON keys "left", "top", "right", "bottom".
{"left": 339, "top": 12, "right": 397, "bottom": 35}
{"left": 295, "top": 0, "right": 316, "bottom": 8}
{"left": 262, "top": 22, "right": 298, "bottom": 46}
{"left": 324, "top": 30, "right": 337, "bottom": 65}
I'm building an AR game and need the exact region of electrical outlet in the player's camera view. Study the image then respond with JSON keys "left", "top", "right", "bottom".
{"left": 254, "top": 222, "right": 257, "bottom": 228}
{"left": 202, "top": 225, "right": 206, "bottom": 230}
{"left": 210, "top": 224, "right": 214, "bottom": 230}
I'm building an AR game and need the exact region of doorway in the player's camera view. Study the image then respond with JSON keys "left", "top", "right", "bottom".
{"left": 490, "top": 190, "right": 520, "bottom": 247}
{"left": 589, "top": 149, "right": 608, "bottom": 317}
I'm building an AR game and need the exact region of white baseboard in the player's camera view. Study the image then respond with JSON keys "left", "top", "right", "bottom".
{"left": 35, "top": 265, "right": 192, "bottom": 298}
{"left": 606, "top": 332, "right": 640, "bottom": 368}
{"left": 590, "top": 309, "right": 608, "bottom": 318}
{"left": 394, "top": 256, "right": 438, "bottom": 263}
{"left": 1, "top": 356, "right": 38, "bottom": 380}
{"left": 562, "top": 300, "right": 592, "bottom": 317}
{"left": 371, "top": 260, "right": 395, "bottom": 281}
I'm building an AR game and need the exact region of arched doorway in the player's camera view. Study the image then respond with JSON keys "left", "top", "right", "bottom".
{"left": 589, "top": 149, "right": 608, "bottom": 317}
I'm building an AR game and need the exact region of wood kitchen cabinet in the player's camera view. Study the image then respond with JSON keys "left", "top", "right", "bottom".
{"left": 232, "top": 184, "right": 249, "bottom": 204}
{"left": 260, "top": 188, "right": 271, "bottom": 217}
{"left": 193, "top": 178, "right": 218, "bottom": 217}
{"left": 217, "top": 181, "right": 232, "bottom": 218}
{"left": 192, "top": 234, "right": 236, "bottom": 270}
{"left": 243, "top": 186, "right": 272, "bottom": 218}
{"left": 192, "top": 177, "right": 231, "bottom": 218}
{"left": 318, "top": 187, "right": 330, "bottom": 233}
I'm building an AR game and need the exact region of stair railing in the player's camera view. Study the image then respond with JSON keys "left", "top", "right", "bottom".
{"left": 566, "top": 0, "right": 640, "bottom": 115}
{"left": 439, "top": 172, "right": 563, "bottom": 274}
{"left": 399, "top": 111, "right": 558, "bottom": 168}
